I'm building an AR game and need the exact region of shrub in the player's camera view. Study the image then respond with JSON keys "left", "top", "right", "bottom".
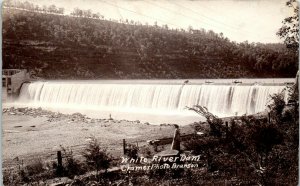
{"left": 125, "top": 144, "right": 139, "bottom": 159}
{"left": 3, "top": 169, "right": 21, "bottom": 185}
{"left": 25, "top": 158, "right": 44, "bottom": 176}
{"left": 268, "top": 92, "right": 286, "bottom": 122}
{"left": 251, "top": 123, "right": 283, "bottom": 155}
{"left": 183, "top": 136, "right": 220, "bottom": 155}
{"left": 61, "top": 146, "right": 86, "bottom": 178}
{"left": 82, "top": 137, "right": 112, "bottom": 174}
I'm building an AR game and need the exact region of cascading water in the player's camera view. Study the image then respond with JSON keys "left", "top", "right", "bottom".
{"left": 17, "top": 81, "right": 287, "bottom": 123}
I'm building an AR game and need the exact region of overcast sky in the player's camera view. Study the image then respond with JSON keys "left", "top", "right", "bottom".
{"left": 20, "top": 0, "right": 292, "bottom": 43}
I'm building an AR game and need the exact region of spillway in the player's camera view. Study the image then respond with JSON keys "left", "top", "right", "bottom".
{"left": 16, "top": 80, "right": 288, "bottom": 124}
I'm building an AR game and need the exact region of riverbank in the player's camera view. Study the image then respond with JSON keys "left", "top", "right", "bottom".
{"left": 2, "top": 107, "right": 195, "bottom": 169}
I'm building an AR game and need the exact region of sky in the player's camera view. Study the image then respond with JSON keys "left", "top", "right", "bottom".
{"left": 20, "top": 0, "right": 292, "bottom": 43}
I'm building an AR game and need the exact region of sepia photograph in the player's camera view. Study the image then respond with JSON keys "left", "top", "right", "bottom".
{"left": 1, "top": 0, "right": 299, "bottom": 185}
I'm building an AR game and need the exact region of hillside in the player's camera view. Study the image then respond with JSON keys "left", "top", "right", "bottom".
{"left": 2, "top": 8, "right": 298, "bottom": 79}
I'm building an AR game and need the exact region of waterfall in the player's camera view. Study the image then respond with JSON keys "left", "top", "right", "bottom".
{"left": 18, "top": 81, "right": 287, "bottom": 118}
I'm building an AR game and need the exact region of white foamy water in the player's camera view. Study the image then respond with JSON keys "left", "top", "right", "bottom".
{"left": 9, "top": 79, "right": 290, "bottom": 124}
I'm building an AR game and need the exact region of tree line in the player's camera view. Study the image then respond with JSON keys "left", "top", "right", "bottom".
{"left": 4, "top": 0, "right": 65, "bottom": 15}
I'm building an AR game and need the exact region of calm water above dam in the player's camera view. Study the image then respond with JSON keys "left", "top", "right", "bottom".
{"left": 5, "top": 78, "right": 294, "bottom": 125}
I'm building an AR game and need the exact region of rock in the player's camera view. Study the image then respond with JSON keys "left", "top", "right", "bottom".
{"left": 145, "top": 122, "right": 150, "bottom": 125}
{"left": 196, "top": 132, "right": 204, "bottom": 136}
{"left": 9, "top": 112, "right": 16, "bottom": 115}
{"left": 17, "top": 108, "right": 26, "bottom": 112}
{"left": 135, "top": 120, "right": 140, "bottom": 123}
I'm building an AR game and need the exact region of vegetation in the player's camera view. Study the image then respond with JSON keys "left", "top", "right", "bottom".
{"left": 186, "top": 106, "right": 224, "bottom": 137}
{"left": 82, "top": 137, "right": 112, "bottom": 182}
{"left": 2, "top": 0, "right": 298, "bottom": 185}
{"left": 183, "top": 87, "right": 298, "bottom": 185}
{"left": 61, "top": 146, "right": 86, "bottom": 178}
{"left": 3, "top": 139, "right": 112, "bottom": 185}
{"left": 3, "top": 87, "right": 298, "bottom": 185}
{"left": 3, "top": 158, "right": 56, "bottom": 185}
{"left": 125, "top": 144, "right": 139, "bottom": 160}
{"left": 2, "top": 0, "right": 298, "bottom": 79}
{"left": 277, "top": 0, "right": 299, "bottom": 50}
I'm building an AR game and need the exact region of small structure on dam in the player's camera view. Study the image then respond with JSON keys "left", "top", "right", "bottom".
{"left": 2, "top": 69, "right": 30, "bottom": 99}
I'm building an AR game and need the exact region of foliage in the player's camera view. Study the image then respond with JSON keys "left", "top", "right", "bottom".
{"left": 267, "top": 91, "right": 286, "bottom": 122}
{"left": 82, "top": 137, "right": 112, "bottom": 173}
{"left": 4, "top": 0, "right": 65, "bottom": 14}
{"left": 251, "top": 123, "right": 283, "bottom": 155}
{"left": 125, "top": 144, "right": 139, "bottom": 159}
{"left": 24, "top": 159, "right": 45, "bottom": 176}
{"left": 186, "top": 105, "right": 224, "bottom": 137}
{"left": 184, "top": 88, "right": 298, "bottom": 185}
{"left": 287, "top": 77, "right": 299, "bottom": 102}
{"left": 3, "top": 95, "right": 298, "bottom": 185}
{"left": 3, "top": 158, "right": 57, "bottom": 185}
{"left": 2, "top": 1, "right": 298, "bottom": 79}
{"left": 61, "top": 146, "right": 87, "bottom": 178}
{"left": 184, "top": 136, "right": 220, "bottom": 155}
{"left": 277, "top": 0, "right": 299, "bottom": 50}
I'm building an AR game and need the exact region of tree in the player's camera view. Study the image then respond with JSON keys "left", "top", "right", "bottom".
{"left": 188, "top": 25, "right": 193, "bottom": 33}
{"left": 42, "top": 5, "right": 47, "bottom": 12}
{"left": 83, "top": 9, "right": 92, "bottom": 18}
{"left": 23, "top": 1, "right": 34, "bottom": 10}
{"left": 277, "top": 0, "right": 299, "bottom": 50}
{"left": 58, "top": 8, "right": 64, "bottom": 14}
{"left": 82, "top": 137, "right": 112, "bottom": 181}
{"left": 71, "top": 8, "right": 83, "bottom": 17}
{"left": 92, "top": 13, "right": 100, "bottom": 19}
{"left": 48, "top": 4, "right": 57, "bottom": 13}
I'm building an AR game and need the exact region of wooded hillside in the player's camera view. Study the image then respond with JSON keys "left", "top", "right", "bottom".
{"left": 2, "top": 6, "right": 298, "bottom": 79}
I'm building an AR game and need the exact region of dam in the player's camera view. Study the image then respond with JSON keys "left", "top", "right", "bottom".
{"left": 10, "top": 79, "right": 292, "bottom": 124}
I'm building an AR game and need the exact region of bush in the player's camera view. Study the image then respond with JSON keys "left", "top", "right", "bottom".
{"left": 82, "top": 137, "right": 112, "bottom": 173}
{"left": 125, "top": 144, "right": 139, "bottom": 159}
{"left": 251, "top": 123, "right": 283, "bottom": 155}
{"left": 3, "top": 169, "right": 22, "bottom": 185}
{"left": 61, "top": 146, "right": 86, "bottom": 178}
{"left": 184, "top": 136, "right": 220, "bottom": 155}
{"left": 25, "top": 159, "right": 44, "bottom": 176}
{"left": 268, "top": 92, "right": 286, "bottom": 122}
